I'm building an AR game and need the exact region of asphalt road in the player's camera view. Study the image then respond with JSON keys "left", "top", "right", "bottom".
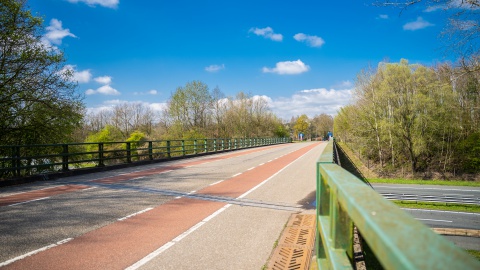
{"left": 372, "top": 184, "right": 480, "bottom": 205}
{"left": 373, "top": 183, "right": 480, "bottom": 251}
{"left": 0, "top": 142, "right": 325, "bottom": 269}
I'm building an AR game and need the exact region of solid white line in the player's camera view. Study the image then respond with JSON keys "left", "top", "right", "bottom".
{"left": 8, "top": 197, "right": 50, "bottom": 207}
{"left": 373, "top": 185, "right": 479, "bottom": 192}
{"left": 81, "top": 187, "right": 98, "bottom": 191}
{"left": 401, "top": 208, "right": 480, "bottom": 215}
{"left": 159, "top": 170, "right": 173, "bottom": 174}
{"left": 415, "top": 218, "right": 452, "bottom": 223}
{"left": 118, "top": 208, "right": 153, "bottom": 221}
{"left": 0, "top": 238, "right": 73, "bottom": 267}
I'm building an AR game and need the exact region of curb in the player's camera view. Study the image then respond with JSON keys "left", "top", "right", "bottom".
{"left": 432, "top": 228, "right": 480, "bottom": 238}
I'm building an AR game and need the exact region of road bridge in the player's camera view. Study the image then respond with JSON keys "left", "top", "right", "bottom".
{"left": 0, "top": 142, "right": 323, "bottom": 269}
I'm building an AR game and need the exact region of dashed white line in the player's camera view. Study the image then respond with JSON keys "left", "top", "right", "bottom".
{"left": 247, "top": 167, "right": 255, "bottom": 171}
{"left": 0, "top": 238, "right": 73, "bottom": 267}
{"left": 8, "top": 197, "right": 50, "bottom": 207}
{"left": 209, "top": 180, "right": 224, "bottom": 186}
{"left": 232, "top": 173, "right": 242, "bottom": 177}
{"left": 118, "top": 208, "right": 154, "bottom": 221}
{"left": 81, "top": 187, "right": 98, "bottom": 191}
{"left": 125, "top": 204, "right": 232, "bottom": 270}
{"left": 259, "top": 163, "right": 265, "bottom": 166}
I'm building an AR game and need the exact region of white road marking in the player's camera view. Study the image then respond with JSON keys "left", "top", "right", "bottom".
{"left": 373, "top": 185, "right": 479, "bottom": 192}
{"left": 232, "top": 173, "right": 242, "bottom": 177}
{"left": 415, "top": 218, "right": 452, "bottom": 223}
{"left": 8, "top": 197, "right": 50, "bottom": 207}
{"left": 118, "top": 208, "right": 154, "bottom": 221}
{"left": 401, "top": 208, "right": 480, "bottom": 216}
{"left": 209, "top": 180, "right": 224, "bottom": 186}
{"left": 259, "top": 163, "right": 265, "bottom": 166}
{"left": 0, "top": 238, "right": 73, "bottom": 267}
{"left": 81, "top": 187, "right": 98, "bottom": 191}
{"left": 1, "top": 185, "right": 62, "bottom": 198}
{"left": 247, "top": 167, "right": 255, "bottom": 171}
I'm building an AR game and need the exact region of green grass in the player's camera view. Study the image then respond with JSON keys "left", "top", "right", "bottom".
{"left": 393, "top": 200, "right": 480, "bottom": 213}
{"left": 368, "top": 178, "right": 480, "bottom": 187}
{"left": 466, "top": 250, "right": 480, "bottom": 261}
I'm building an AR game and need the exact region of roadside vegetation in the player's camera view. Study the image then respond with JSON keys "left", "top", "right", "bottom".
{"left": 392, "top": 201, "right": 480, "bottom": 213}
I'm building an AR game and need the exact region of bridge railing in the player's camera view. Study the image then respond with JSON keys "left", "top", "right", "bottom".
{"left": 315, "top": 141, "right": 480, "bottom": 269}
{"left": 0, "top": 137, "right": 290, "bottom": 180}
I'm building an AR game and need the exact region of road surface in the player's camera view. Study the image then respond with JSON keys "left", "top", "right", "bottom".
{"left": 0, "top": 141, "right": 324, "bottom": 270}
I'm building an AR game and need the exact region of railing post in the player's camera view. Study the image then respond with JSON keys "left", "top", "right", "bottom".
{"left": 166, "top": 140, "right": 171, "bottom": 158}
{"left": 13, "top": 146, "right": 21, "bottom": 177}
{"left": 126, "top": 142, "right": 131, "bottom": 163}
{"left": 221, "top": 139, "right": 224, "bottom": 150}
{"left": 194, "top": 140, "right": 197, "bottom": 155}
{"left": 62, "top": 144, "right": 69, "bottom": 171}
{"left": 213, "top": 139, "right": 217, "bottom": 152}
{"left": 204, "top": 139, "right": 207, "bottom": 153}
{"left": 148, "top": 141, "right": 153, "bottom": 160}
{"left": 182, "top": 140, "right": 185, "bottom": 156}
{"left": 98, "top": 143, "right": 104, "bottom": 167}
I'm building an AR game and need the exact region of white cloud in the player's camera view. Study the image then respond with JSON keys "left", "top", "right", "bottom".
{"left": 424, "top": 5, "right": 445, "bottom": 12}
{"left": 148, "top": 90, "right": 158, "bottom": 95}
{"left": 249, "top": 27, "right": 283, "bottom": 41}
{"left": 66, "top": 0, "right": 119, "bottom": 8}
{"left": 262, "top": 60, "right": 310, "bottom": 75}
{"left": 378, "top": 14, "right": 389, "bottom": 19}
{"left": 42, "top": 19, "right": 76, "bottom": 47}
{"left": 85, "top": 85, "right": 120, "bottom": 95}
{"left": 403, "top": 17, "right": 434, "bottom": 31}
{"left": 61, "top": 65, "right": 91, "bottom": 83}
{"left": 205, "top": 64, "right": 225, "bottom": 72}
{"left": 293, "top": 33, "right": 325, "bottom": 48}
{"left": 94, "top": 76, "right": 112, "bottom": 84}
{"left": 267, "top": 88, "right": 353, "bottom": 119}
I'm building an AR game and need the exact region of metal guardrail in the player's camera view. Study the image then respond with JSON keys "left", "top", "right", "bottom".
{"left": 0, "top": 137, "right": 290, "bottom": 180}
{"left": 315, "top": 141, "right": 480, "bottom": 269}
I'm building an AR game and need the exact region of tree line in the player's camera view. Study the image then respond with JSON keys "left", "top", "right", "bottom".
{"left": 334, "top": 59, "right": 479, "bottom": 177}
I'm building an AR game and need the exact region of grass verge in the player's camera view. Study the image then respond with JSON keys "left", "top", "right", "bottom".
{"left": 466, "top": 250, "right": 480, "bottom": 261}
{"left": 392, "top": 200, "right": 480, "bottom": 213}
{"left": 369, "top": 178, "right": 480, "bottom": 187}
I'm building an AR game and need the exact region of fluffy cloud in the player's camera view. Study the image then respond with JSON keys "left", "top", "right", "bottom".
{"left": 293, "top": 33, "right": 325, "bottom": 47}
{"left": 268, "top": 88, "right": 353, "bottom": 119}
{"left": 42, "top": 19, "right": 76, "bottom": 47}
{"left": 249, "top": 27, "right": 283, "bottom": 41}
{"left": 205, "top": 64, "right": 225, "bottom": 72}
{"left": 403, "top": 17, "right": 434, "bottom": 31}
{"left": 94, "top": 76, "right": 112, "bottom": 84}
{"left": 61, "top": 65, "right": 91, "bottom": 83}
{"left": 262, "top": 60, "right": 310, "bottom": 75}
{"left": 378, "top": 14, "right": 389, "bottom": 19}
{"left": 66, "top": 0, "right": 119, "bottom": 8}
{"left": 86, "top": 85, "right": 120, "bottom": 95}
{"left": 134, "top": 90, "right": 158, "bottom": 95}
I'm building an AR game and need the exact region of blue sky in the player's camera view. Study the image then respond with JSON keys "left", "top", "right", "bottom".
{"left": 31, "top": 0, "right": 450, "bottom": 119}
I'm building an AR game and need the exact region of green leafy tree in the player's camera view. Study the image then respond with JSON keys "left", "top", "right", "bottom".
{"left": 0, "top": 0, "right": 84, "bottom": 146}
{"left": 293, "top": 114, "right": 309, "bottom": 140}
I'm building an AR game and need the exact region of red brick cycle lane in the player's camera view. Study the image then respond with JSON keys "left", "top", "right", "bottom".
{"left": 1, "top": 142, "right": 319, "bottom": 270}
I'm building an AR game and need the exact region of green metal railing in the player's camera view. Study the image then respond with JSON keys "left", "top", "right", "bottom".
{"left": 316, "top": 141, "right": 480, "bottom": 269}
{"left": 0, "top": 137, "right": 290, "bottom": 180}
